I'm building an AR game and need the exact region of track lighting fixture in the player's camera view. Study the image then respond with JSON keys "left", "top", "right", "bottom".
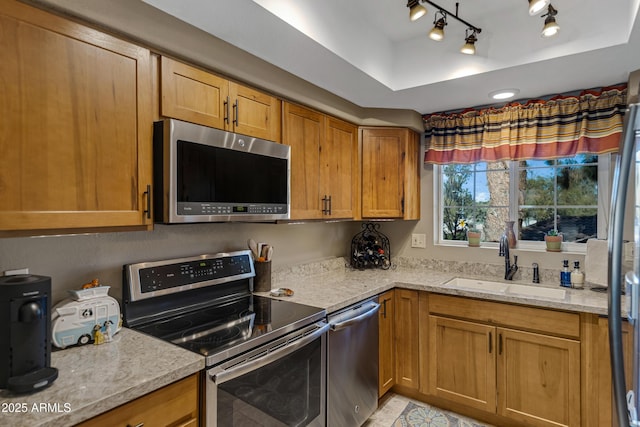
{"left": 460, "top": 28, "right": 478, "bottom": 55}
{"left": 428, "top": 11, "right": 447, "bottom": 41}
{"left": 528, "top": 0, "right": 550, "bottom": 16}
{"left": 541, "top": 4, "right": 560, "bottom": 37}
{"left": 408, "top": 0, "right": 427, "bottom": 21}
{"left": 407, "top": 1, "right": 482, "bottom": 54}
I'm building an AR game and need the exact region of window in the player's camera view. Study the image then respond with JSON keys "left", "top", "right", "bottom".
{"left": 436, "top": 155, "right": 610, "bottom": 250}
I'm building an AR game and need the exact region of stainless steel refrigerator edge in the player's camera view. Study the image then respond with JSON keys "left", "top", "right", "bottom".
{"left": 608, "top": 102, "right": 640, "bottom": 426}
{"left": 327, "top": 297, "right": 380, "bottom": 427}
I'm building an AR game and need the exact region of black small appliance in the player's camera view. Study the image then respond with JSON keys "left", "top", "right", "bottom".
{"left": 0, "top": 275, "right": 58, "bottom": 393}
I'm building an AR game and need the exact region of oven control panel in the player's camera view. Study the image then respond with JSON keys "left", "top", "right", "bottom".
{"left": 124, "top": 250, "right": 255, "bottom": 301}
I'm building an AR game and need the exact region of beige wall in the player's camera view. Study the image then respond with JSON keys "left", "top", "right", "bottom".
{"left": 0, "top": 221, "right": 361, "bottom": 305}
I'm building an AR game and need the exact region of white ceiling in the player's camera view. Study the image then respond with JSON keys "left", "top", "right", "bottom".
{"left": 142, "top": 0, "right": 640, "bottom": 114}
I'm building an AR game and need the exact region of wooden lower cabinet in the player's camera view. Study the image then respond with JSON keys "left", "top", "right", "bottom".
{"left": 76, "top": 374, "right": 199, "bottom": 427}
{"left": 428, "top": 316, "right": 496, "bottom": 413}
{"left": 378, "top": 289, "right": 395, "bottom": 397}
{"left": 386, "top": 290, "right": 634, "bottom": 427}
{"left": 425, "top": 294, "right": 582, "bottom": 427}
{"left": 394, "top": 289, "right": 420, "bottom": 390}
{"left": 497, "top": 327, "right": 580, "bottom": 426}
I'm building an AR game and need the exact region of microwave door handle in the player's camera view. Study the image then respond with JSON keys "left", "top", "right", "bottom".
{"left": 211, "top": 322, "right": 329, "bottom": 385}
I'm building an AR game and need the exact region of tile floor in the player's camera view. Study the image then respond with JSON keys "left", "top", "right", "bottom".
{"left": 363, "top": 393, "right": 493, "bottom": 427}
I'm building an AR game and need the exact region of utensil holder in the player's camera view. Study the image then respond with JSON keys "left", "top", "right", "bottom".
{"left": 254, "top": 261, "right": 272, "bottom": 292}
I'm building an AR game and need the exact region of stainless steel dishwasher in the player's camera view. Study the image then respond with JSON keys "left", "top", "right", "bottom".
{"left": 327, "top": 296, "right": 380, "bottom": 427}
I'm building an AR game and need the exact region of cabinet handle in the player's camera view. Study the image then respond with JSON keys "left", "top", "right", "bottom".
{"left": 127, "top": 423, "right": 144, "bottom": 427}
{"left": 498, "top": 333, "right": 503, "bottom": 355}
{"left": 143, "top": 184, "right": 151, "bottom": 219}
{"left": 488, "top": 332, "right": 492, "bottom": 354}
{"left": 224, "top": 96, "right": 230, "bottom": 124}
{"left": 381, "top": 298, "right": 392, "bottom": 319}
{"left": 233, "top": 100, "right": 238, "bottom": 126}
{"left": 322, "top": 195, "right": 330, "bottom": 215}
{"left": 327, "top": 195, "right": 332, "bottom": 215}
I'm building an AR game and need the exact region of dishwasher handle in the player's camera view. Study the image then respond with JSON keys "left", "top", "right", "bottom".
{"left": 330, "top": 302, "right": 380, "bottom": 331}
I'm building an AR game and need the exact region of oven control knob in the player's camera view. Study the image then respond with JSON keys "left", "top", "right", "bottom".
{"left": 354, "top": 405, "right": 360, "bottom": 414}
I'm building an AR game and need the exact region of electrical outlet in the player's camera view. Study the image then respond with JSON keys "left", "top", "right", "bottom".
{"left": 4, "top": 268, "right": 29, "bottom": 276}
{"left": 625, "top": 241, "right": 635, "bottom": 263}
{"left": 411, "top": 233, "right": 426, "bottom": 248}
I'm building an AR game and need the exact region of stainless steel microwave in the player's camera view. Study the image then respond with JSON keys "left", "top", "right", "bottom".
{"left": 153, "top": 119, "right": 290, "bottom": 223}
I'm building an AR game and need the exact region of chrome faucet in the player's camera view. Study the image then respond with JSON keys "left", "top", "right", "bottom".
{"left": 499, "top": 234, "right": 519, "bottom": 280}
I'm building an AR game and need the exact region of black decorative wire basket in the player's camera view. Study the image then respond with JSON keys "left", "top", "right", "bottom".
{"left": 350, "top": 223, "right": 392, "bottom": 270}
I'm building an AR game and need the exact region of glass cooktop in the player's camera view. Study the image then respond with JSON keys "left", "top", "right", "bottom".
{"left": 135, "top": 295, "right": 325, "bottom": 366}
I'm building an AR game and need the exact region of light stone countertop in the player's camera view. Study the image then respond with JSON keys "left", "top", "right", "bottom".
{"left": 265, "top": 264, "right": 617, "bottom": 316}
{"left": 0, "top": 328, "right": 205, "bottom": 427}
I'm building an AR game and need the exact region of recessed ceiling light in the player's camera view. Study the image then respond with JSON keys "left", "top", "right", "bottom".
{"left": 489, "top": 89, "right": 520, "bottom": 100}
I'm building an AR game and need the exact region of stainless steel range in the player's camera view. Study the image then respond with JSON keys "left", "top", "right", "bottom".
{"left": 122, "top": 250, "right": 328, "bottom": 427}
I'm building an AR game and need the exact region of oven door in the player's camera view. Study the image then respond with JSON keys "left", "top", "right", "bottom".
{"left": 206, "top": 321, "right": 328, "bottom": 427}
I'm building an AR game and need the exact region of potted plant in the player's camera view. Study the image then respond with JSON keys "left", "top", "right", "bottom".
{"left": 544, "top": 230, "right": 562, "bottom": 252}
{"left": 466, "top": 228, "right": 481, "bottom": 247}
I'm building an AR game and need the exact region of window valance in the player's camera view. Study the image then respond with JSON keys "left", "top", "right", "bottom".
{"left": 423, "top": 85, "right": 627, "bottom": 164}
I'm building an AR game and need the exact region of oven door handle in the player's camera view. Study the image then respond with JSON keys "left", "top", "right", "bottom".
{"left": 211, "top": 322, "right": 329, "bottom": 385}
{"left": 329, "top": 302, "right": 380, "bottom": 332}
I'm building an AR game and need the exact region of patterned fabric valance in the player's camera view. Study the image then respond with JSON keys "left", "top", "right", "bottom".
{"left": 423, "top": 85, "right": 627, "bottom": 164}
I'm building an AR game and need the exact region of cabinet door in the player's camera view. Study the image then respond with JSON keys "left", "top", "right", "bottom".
{"left": 361, "top": 128, "right": 405, "bottom": 218}
{"left": 0, "top": 0, "right": 153, "bottom": 233}
{"left": 497, "top": 328, "right": 580, "bottom": 427}
{"left": 283, "top": 103, "right": 323, "bottom": 219}
{"left": 322, "top": 117, "right": 358, "bottom": 219}
{"left": 77, "top": 374, "right": 198, "bottom": 427}
{"left": 395, "top": 289, "right": 419, "bottom": 390}
{"left": 428, "top": 315, "right": 496, "bottom": 412}
{"left": 161, "top": 56, "right": 229, "bottom": 130}
{"left": 378, "top": 289, "right": 395, "bottom": 397}
{"left": 229, "top": 82, "right": 281, "bottom": 142}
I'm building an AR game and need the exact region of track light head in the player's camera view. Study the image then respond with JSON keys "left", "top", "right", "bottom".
{"left": 460, "top": 29, "right": 478, "bottom": 55}
{"left": 541, "top": 5, "right": 560, "bottom": 37}
{"left": 528, "top": 0, "right": 550, "bottom": 16}
{"left": 408, "top": 0, "right": 427, "bottom": 21}
{"left": 429, "top": 12, "right": 447, "bottom": 41}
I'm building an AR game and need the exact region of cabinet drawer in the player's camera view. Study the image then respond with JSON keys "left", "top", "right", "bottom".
{"left": 76, "top": 374, "right": 198, "bottom": 427}
{"left": 428, "top": 294, "right": 580, "bottom": 339}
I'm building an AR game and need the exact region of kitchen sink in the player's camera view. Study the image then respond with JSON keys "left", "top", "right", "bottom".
{"left": 506, "top": 283, "right": 566, "bottom": 299}
{"left": 442, "top": 278, "right": 509, "bottom": 293}
{"left": 443, "top": 278, "right": 566, "bottom": 300}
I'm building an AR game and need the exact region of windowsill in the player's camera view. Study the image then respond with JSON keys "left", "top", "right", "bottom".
{"left": 436, "top": 241, "right": 587, "bottom": 255}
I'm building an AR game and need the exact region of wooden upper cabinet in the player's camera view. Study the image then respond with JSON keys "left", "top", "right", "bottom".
{"left": 0, "top": 0, "right": 153, "bottom": 234}
{"left": 160, "top": 56, "right": 228, "bottom": 129}
{"left": 322, "top": 116, "right": 359, "bottom": 219}
{"left": 360, "top": 127, "right": 420, "bottom": 219}
{"left": 283, "top": 102, "right": 358, "bottom": 220}
{"left": 161, "top": 56, "right": 281, "bottom": 142}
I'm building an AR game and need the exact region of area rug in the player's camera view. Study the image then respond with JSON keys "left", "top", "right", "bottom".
{"left": 392, "top": 402, "right": 488, "bottom": 427}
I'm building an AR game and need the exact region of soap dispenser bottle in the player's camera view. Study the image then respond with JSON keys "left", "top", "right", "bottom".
{"left": 571, "top": 260, "right": 584, "bottom": 289}
{"left": 560, "top": 260, "right": 571, "bottom": 287}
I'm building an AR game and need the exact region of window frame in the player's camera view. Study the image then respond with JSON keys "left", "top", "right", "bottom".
{"left": 433, "top": 154, "right": 612, "bottom": 253}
